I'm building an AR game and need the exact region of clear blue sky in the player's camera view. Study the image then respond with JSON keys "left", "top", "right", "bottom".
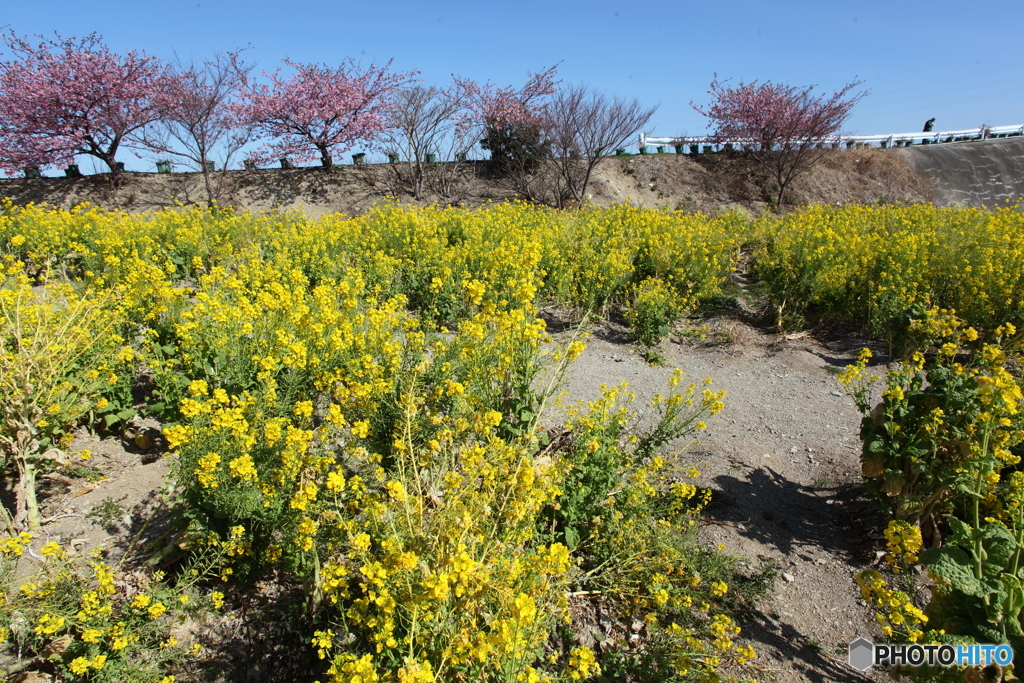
{"left": 3, "top": 0, "right": 1023, "bottom": 170}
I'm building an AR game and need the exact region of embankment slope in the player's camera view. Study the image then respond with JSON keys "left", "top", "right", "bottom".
{"left": 894, "top": 136, "right": 1024, "bottom": 208}
{"left": 0, "top": 149, "right": 933, "bottom": 217}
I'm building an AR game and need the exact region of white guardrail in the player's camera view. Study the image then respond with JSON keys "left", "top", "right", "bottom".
{"left": 638, "top": 124, "right": 1024, "bottom": 151}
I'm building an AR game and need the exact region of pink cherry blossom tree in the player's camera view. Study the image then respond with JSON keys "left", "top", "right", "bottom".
{"left": 692, "top": 76, "right": 867, "bottom": 207}
{"left": 454, "top": 65, "right": 559, "bottom": 176}
{"left": 0, "top": 31, "right": 169, "bottom": 176}
{"left": 235, "top": 58, "right": 418, "bottom": 170}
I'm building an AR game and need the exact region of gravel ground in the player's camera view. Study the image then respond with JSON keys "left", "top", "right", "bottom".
{"left": 555, "top": 303, "right": 894, "bottom": 681}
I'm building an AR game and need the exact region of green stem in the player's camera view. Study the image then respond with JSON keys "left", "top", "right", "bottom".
{"left": 974, "top": 469, "right": 984, "bottom": 584}
{"left": 1011, "top": 507, "right": 1024, "bottom": 580}
{"left": 974, "top": 423, "right": 993, "bottom": 599}
{"left": 21, "top": 461, "right": 40, "bottom": 531}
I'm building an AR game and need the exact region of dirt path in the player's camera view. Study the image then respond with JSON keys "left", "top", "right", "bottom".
{"left": 558, "top": 304, "right": 891, "bottom": 681}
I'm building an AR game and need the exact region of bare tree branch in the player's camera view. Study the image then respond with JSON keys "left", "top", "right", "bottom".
{"left": 133, "top": 50, "right": 255, "bottom": 205}
{"left": 545, "top": 85, "right": 657, "bottom": 207}
{"left": 378, "top": 84, "right": 479, "bottom": 203}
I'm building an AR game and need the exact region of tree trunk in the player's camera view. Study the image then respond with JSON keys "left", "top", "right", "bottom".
{"left": 319, "top": 146, "right": 333, "bottom": 169}
{"left": 200, "top": 156, "right": 216, "bottom": 207}
{"left": 100, "top": 135, "right": 123, "bottom": 179}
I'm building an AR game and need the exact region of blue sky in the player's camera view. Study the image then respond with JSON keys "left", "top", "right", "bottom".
{"left": 3, "top": 0, "right": 1023, "bottom": 170}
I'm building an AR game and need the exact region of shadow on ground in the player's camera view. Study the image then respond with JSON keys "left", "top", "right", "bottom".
{"left": 706, "top": 468, "right": 880, "bottom": 562}
{"left": 740, "top": 608, "right": 875, "bottom": 682}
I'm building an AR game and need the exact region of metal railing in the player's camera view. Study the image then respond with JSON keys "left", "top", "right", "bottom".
{"left": 638, "top": 124, "right": 1024, "bottom": 151}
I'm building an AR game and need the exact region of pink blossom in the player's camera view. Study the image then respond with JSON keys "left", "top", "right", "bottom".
{"left": 454, "top": 65, "right": 559, "bottom": 133}
{"left": 692, "top": 76, "right": 867, "bottom": 206}
{"left": 235, "top": 58, "right": 417, "bottom": 168}
{"left": 692, "top": 76, "right": 866, "bottom": 151}
{"left": 0, "top": 31, "right": 168, "bottom": 174}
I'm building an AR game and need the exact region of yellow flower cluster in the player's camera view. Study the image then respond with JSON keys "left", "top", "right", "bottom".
{"left": 0, "top": 543, "right": 210, "bottom": 681}
{"left": 0, "top": 200, "right": 756, "bottom": 682}
{"left": 566, "top": 646, "right": 599, "bottom": 680}
{"left": 753, "top": 203, "right": 1024, "bottom": 333}
{"left": 857, "top": 570, "right": 928, "bottom": 641}
{"left": 883, "top": 520, "right": 923, "bottom": 569}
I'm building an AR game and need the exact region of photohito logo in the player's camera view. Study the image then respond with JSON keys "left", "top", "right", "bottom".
{"left": 848, "top": 639, "right": 1014, "bottom": 671}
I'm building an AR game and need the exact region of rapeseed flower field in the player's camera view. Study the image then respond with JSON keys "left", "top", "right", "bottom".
{"left": 2, "top": 198, "right": 1022, "bottom": 681}
{"left": 0, "top": 201, "right": 748, "bottom": 682}
{"left": 752, "top": 203, "right": 1024, "bottom": 339}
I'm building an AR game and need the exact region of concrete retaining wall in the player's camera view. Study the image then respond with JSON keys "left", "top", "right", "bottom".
{"left": 894, "top": 137, "right": 1024, "bottom": 208}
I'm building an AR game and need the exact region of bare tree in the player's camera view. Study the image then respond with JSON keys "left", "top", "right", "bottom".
{"left": 134, "top": 51, "right": 254, "bottom": 205}
{"left": 378, "top": 84, "right": 478, "bottom": 203}
{"left": 544, "top": 85, "right": 657, "bottom": 207}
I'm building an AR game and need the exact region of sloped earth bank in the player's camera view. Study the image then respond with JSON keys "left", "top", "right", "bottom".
{"left": 0, "top": 148, "right": 932, "bottom": 218}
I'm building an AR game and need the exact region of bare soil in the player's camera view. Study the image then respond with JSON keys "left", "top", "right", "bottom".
{"left": 554, "top": 296, "right": 893, "bottom": 682}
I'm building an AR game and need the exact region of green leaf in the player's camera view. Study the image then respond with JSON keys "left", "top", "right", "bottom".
{"left": 564, "top": 527, "right": 580, "bottom": 551}
{"left": 942, "top": 520, "right": 974, "bottom": 548}
{"left": 1001, "top": 574, "right": 1024, "bottom": 622}
{"left": 920, "top": 546, "right": 987, "bottom": 597}
{"left": 981, "top": 522, "right": 1016, "bottom": 578}
{"left": 946, "top": 517, "right": 974, "bottom": 547}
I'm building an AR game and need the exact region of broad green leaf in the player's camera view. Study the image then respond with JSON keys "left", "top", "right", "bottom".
{"left": 946, "top": 517, "right": 973, "bottom": 547}
{"left": 1001, "top": 574, "right": 1024, "bottom": 622}
{"left": 981, "top": 523, "right": 1016, "bottom": 578}
{"left": 921, "top": 546, "right": 987, "bottom": 597}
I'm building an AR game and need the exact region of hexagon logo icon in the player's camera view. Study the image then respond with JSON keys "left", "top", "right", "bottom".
{"left": 849, "top": 638, "right": 874, "bottom": 671}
